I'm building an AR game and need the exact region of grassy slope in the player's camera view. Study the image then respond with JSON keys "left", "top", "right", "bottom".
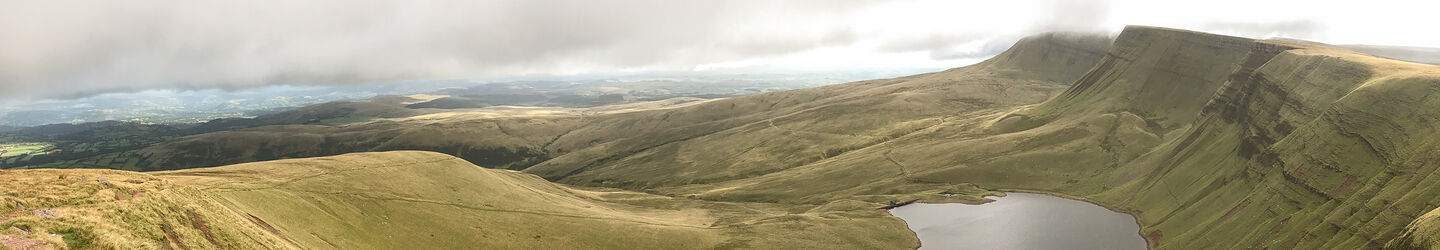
{"left": 156, "top": 151, "right": 724, "bottom": 249}
{"left": 1060, "top": 29, "right": 1440, "bottom": 249}
{"left": 0, "top": 168, "right": 292, "bottom": 249}
{"left": 4, "top": 151, "right": 919, "bottom": 249}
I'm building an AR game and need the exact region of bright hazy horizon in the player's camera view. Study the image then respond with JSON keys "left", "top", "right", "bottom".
{"left": 1, "top": 0, "right": 1436, "bottom": 99}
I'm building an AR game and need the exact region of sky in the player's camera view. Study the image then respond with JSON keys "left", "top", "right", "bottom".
{"left": 2, "top": 0, "right": 1437, "bottom": 100}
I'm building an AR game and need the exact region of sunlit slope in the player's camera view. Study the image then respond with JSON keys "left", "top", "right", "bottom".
{"left": 5, "top": 151, "right": 919, "bottom": 249}
{"left": 152, "top": 151, "right": 917, "bottom": 249}
{"left": 657, "top": 26, "right": 1440, "bottom": 249}
{"left": 155, "top": 151, "right": 721, "bottom": 249}
{"left": 0, "top": 169, "right": 294, "bottom": 249}
{"left": 1393, "top": 207, "right": 1440, "bottom": 249}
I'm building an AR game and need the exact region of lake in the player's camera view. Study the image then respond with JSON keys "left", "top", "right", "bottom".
{"left": 887, "top": 193, "right": 1147, "bottom": 250}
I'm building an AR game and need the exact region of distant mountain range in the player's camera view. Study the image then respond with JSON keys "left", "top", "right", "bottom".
{"left": 1342, "top": 44, "right": 1440, "bottom": 65}
{"left": 0, "top": 71, "right": 931, "bottom": 127}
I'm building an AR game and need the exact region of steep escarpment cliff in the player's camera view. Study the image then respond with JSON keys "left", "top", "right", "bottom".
{"left": 1033, "top": 26, "right": 1440, "bottom": 249}
{"left": 1024, "top": 26, "right": 1258, "bottom": 128}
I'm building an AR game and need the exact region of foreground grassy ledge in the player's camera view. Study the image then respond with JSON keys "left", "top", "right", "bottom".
{"left": 1, "top": 151, "right": 934, "bottom": 249}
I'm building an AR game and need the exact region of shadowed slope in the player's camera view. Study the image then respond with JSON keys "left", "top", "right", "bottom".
{"left": 124, "top": 98, "right": 715, "bottom": 171}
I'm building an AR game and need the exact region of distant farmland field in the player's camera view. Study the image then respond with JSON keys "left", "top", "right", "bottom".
{"left": 0, "top": 143, "right": 51, "bottom": 158}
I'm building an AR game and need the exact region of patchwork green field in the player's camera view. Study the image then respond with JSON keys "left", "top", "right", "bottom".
{"left": 0, "top": 122, "right": 179, "bottom": 170}
{"left": 0, "top": 143, "right": 53, "bottom": 160}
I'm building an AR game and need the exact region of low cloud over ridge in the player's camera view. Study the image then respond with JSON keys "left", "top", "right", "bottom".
{"left": 1, "top": 0, "right": 1435, "bottom": 99}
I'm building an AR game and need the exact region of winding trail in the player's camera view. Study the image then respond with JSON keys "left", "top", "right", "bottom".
{"left": 883, "top": 150, "right": 912, "bottom": 179}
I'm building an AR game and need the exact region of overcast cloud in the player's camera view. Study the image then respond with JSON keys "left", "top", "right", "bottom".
{"left": 2, "top": 0, "right": 1437, "bottom": 99}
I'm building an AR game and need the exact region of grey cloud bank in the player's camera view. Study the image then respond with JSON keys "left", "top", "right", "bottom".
{"left": 0, "top": 0, "right": 876, "bottom": 99}
{"left": 1, "top": 0, "right": 1434, "bottom": 99}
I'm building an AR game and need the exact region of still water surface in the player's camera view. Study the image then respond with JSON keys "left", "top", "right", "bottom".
{"left": 888, "top": 193, "right": 1146, "bottom": 250}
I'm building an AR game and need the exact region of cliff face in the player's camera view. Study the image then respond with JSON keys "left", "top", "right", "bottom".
{"left": 1030, "top": 26, "right": 1258, "bottom": 127}
{"left": 1036, "top": 26, "right": 1440, "bottom": 249}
